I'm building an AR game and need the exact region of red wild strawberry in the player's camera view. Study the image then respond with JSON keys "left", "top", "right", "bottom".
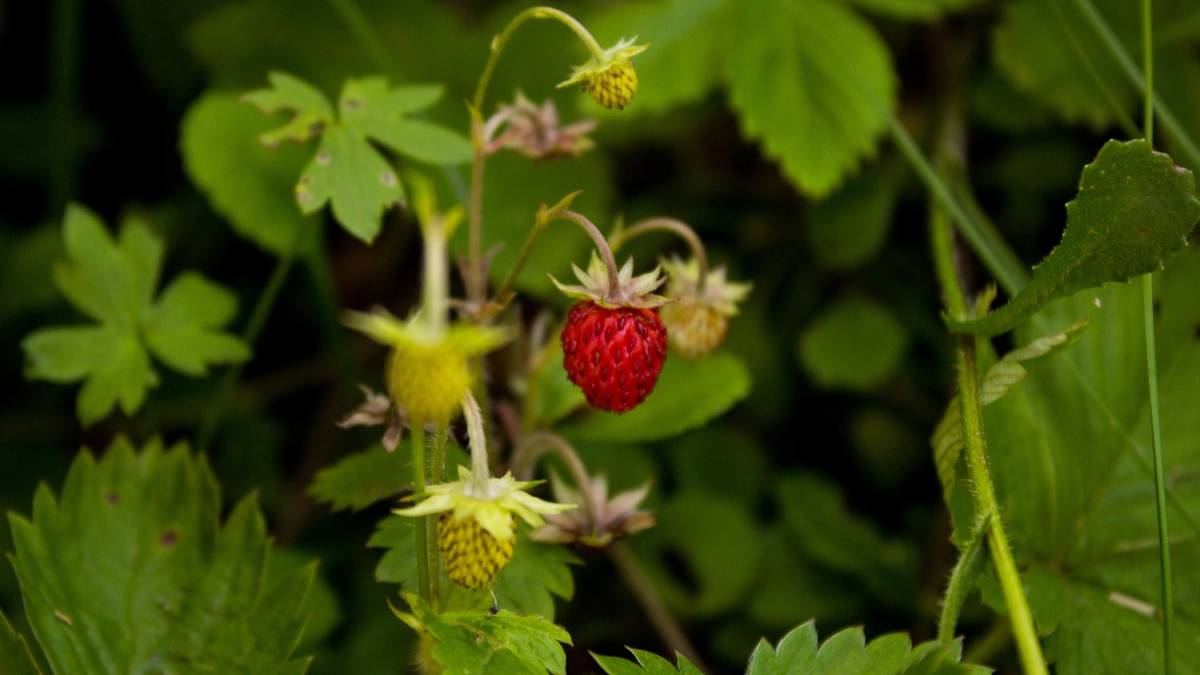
{"left": 562, "top": 302, "right": 666, "bottom": 413}
{"left": 552, "top": 253, "right": 671, "bottom": 413}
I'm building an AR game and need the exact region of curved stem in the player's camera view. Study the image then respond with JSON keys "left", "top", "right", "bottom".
{"left": 468, "top": 6, "right": 605, "bottom": 304}
{"left": 510, "top": 431, "right": 597, "bottom": 527}
{"left": 612, "top": 218, "right": 709, "bottom": 292}
{"left": 937, "top": 515, "right": 990, "bottom": 644}
{"left": 609, "top": 542, "right": 709, "bottom": 673}
{"left": 545, "top": 210, "right": 621, "bottom": 293}
{"left": 462, "top": 392, "right": 492, "bottom": 493}
{"left": 492, "top": 216, "right": 550, "bottom": 307}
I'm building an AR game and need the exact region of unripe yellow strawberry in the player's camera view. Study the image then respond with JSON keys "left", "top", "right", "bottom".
{"left": 387, "top": 341, "right": 469, "bottom": 423}
{"left": 584, "top": 62, "right": 638, "bottom": 110}
{"left": 438, "top": 512, "right": 516, "bottom": 589}
{"left": 558, "top": 37, "right": 648, "bottom": 111}
{"left": 660, "top": 296, "right": 728, "bottom": 360}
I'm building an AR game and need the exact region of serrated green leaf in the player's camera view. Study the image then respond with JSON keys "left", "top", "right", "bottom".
{"left": 744, "top": 623, "right": 985, "bottom": 675}
{"left": 950, "top": 140, "right": 1200, "bottom": 336}
{"left": 296, "top": 126, "right": 403, "bottom": 243}
{"left": 846, "top": 0, "right": 983, "bottom": 20}
{"left": 401, "top": 595, "right": 571, "bottom": 675}
{"left": 798, "top": 294, "right": 909, "bottom": 390}
{"left": 7, "top": 439, "right": 313, "bottom": 674}
{"left": 181, "top": 92, "right": 316, "bottom": 256}
{"left": 242, "top": 71, "right": 334, "bottom": 145}
{"left": 22, "top": 206, "right": 248, "bottom": 426}
{"left": 144, "top": 272, "right": 251, "bottom": 376}
{"left": 309, "top": 443, "right": 411, "bottom": 512}
{"left": 931, "top": 318, "right": 1091, "bottom": 504}
{"left": 594, "top": 649, "right": 703, "bottom": 675}
{"left": 632, "top": 491, "right": 761, "bottom": 617}
{"left": 0, "top": 608, "right": 43, "bottom": 675}
{"left": 726, "top": 0, "right": 896, "bottom": 196}
{"left": 338, "top": 78, "right": 470, "bottom": 165}
{"left": 559, "top": 352, "right": 750, "bottom": 443}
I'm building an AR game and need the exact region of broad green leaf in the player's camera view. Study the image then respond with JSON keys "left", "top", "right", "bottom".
{"left": 949, "top": 140, "right": 1200, "bottom": 336}
{"left": 296, "top": 126, "right": 403, "bottom": 243}
{"left": 373, "top": 518, "right": 575, "bottom": 621}
{"left": 0, "top": 608, "right": 42, "bottom": 675}
{"left": 338, "top": 78, "right": 471, "bottom": 165}
{"left": 775, "top": 473, "right": 920, "bottom": 607}
{"left": 7, "top": 438, "right": 313, "bottom": 674}
{"left": 806, "top": 163, "right": 901, "bottom": 269}
{"left": 559, "top": 352, "right": 750, "bottom": 443}
{"left": 180, "top": 92, "right": 316, "bottom": 256}
{"left": 798, "top": 294, "right": 909, "bottom": 390}
{"left": 943, "top": 244, "right": 1200, "bottom": 673}
{"left": 846, "top": 0, "right": 982, "bottom": 19}
{"left": 726, "top": 0, "right": 896, "bottom": 196}
{"left": 399, "top": 594, "right": 571, "bottom": 675}
{"left": 931, "top": 318, "right": 1090, "bottom": 503}
{"left": 22, "top": 206, "right": 249, "bottom": 426}
{"left": 309, "top": 443, "right": 411, "bottom": 512}
{"left": 631, "top": 491, "right": 761, "bottom": 617}
{"left": 744, "top": 623, "right": 986, "bottom": 675}
{"left": 241, "top": 71, "right": 334, "bottom": 145}
{"left": 584, "top": 0, "right": 732, "bottom": 115}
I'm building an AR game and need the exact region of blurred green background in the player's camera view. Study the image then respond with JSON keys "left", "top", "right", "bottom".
{"left": 4, "top": 0, "right": 1199, "bottom": 672}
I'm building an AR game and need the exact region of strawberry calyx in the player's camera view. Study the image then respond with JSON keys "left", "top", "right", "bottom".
{"left": 550, "top": 252, "right": 670, "bottom": 309}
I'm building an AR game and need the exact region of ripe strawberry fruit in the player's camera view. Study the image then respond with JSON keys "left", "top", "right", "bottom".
{"left": 562, "top": 302, "right": 667, "bottom": 412}
{"left": 553, "top": 253, "right": 670, "bottom": 413}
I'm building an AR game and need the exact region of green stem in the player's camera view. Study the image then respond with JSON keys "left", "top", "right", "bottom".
{"left": 491, "top": 214, "right": 549, "bottom": 306}
{"left": 325, "top": 0, "right": 399, "bottom": 76}
{"left": 1144, "top": 274, "right": 1174, "bottom": 675}
{"left": 888, "top": 113, "right": 1028, "bottom": 297}
{"left": 49, "top": 0, "right": 81, "bottom": 214}
{"left": 937, "top": 515, "right": 990, "bottom": 644}
{"left": 411, "top": 419, "right": 434, "bottom": 610}
{"left": 1070, "top": 0, "right": 1200, "bottom": 169}
{"left": 421, "top": 215, "right": 449, "bottom": 334}
{"left": 197, "top": 237, "right": 300, "bottom": 451}
{"left": 494, "top": 208, "right": 622, "bottom": 309}
{"left": 1048, "top": 0, "right": 1141, "bottom": 139}
{"left": 510, "top": 431, "right": 598, "bottom": 528}
{"left": 610, "top": 217, "right": 709, "bottom": 292}
{"left": 467, "top": 6, "right": 606, "bottom": 304}
{"left": 932, "top": 208, "right": 1049, "bottom": 675}
{"left": 608, "top": 542, "right": 708, "bottom": 673}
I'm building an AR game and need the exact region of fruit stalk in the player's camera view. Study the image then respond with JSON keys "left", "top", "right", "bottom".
{"left": 510, "top": 431, "right": 599, "bottom": 526}
{"left": 610, "top": 217, "right": 709, "bottom": 292}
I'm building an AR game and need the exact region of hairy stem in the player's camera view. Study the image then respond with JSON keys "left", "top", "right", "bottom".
{"left": 545, "top": 210, "right": 621, "bottom": 293}
{"left": 932, "top": 207, "right": 1048, "bottom": 675}
{"left": 611, "top": 217, "right": 709, "bottom": 292}
{"left": 937, "top": 515, "right": 990, "bottom": 644}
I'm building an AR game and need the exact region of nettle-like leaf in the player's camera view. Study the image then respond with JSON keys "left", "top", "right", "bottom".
{"left": 949, "top": 140, "right": 1200, "bottom": 336}
{"left": 396, "top": 593, "right": 571, "bottom": 675}
{"left": 21, "top": 205, "right": 249, "bottom": 426}
{"left": 242, "top": 72, "right": 472, "bottom": 243}
{"left": 744, "top": 623, "right": 987, "bottom": 675}
{"left": 0, "top": 608, "right": 42, "bottom": 675}
{"left": 943, "top": 244, "right": 1200, "bottom": 673}
{"left": 373, "top": 519, "right": 576, "bottom": 621}
{"left": 7, "top": 438, "right": 314, "bottom": 674}
{"left": 560, "top": 352, "right": 751, "bottom": 443}
{"left": 726, "top": 0, "right": 896, "bottom": 197}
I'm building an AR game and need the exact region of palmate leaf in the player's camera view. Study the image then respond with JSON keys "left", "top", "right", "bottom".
{"left": 21, "top": 205, "right": 249, "bottom": 426}
{"left": 948, "top": 140, "right": 1200, "bottom": 336}
{"left": 7, "top": 438, "right": 314, "bottom": 674}
{"left": 943, "top": 244, "right": 1200, "bottom": 673}
{"left": 242, "top": 72, "right": 471, "bottom": 243}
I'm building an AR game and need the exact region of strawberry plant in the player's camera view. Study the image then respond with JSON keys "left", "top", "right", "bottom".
{"left": 3, "top": 0, "right": 1200, "bottom": 674}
